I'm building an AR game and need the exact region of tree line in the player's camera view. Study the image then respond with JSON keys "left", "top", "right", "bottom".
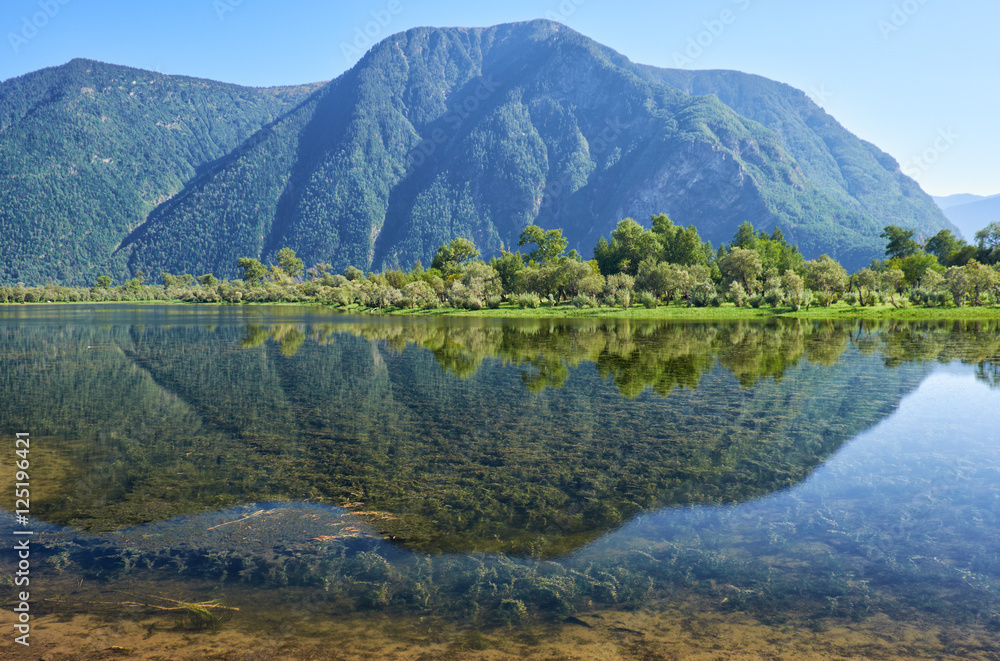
{"left": 4, "top": 217, "right": 1000, "bottom": 311}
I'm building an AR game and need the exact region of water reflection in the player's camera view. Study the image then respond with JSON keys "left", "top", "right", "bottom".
{"left": 6, "top": 310, "right": 992, "bottom": 555}
{"left": 1, "top": 307, "right": 999, "bottom": 658}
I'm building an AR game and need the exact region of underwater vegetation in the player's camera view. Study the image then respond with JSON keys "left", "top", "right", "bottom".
{"left": 4, "top": 311, "right": 987, "bottom": 555}
{"left": 1, "top": 308, "right": 999, "bottom": 656}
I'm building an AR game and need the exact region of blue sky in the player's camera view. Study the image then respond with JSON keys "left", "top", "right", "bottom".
{"left": 2, "top": 0, "right": 996, "bottom": 196}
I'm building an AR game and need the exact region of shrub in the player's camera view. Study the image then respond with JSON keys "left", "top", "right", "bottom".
{"left": 401, "top": 281, "right": 438, "bottom": 309}
{"left": 371, "top": 285, "right": 403, "bottom": 309}
{"left": 727, "top": 281, "right": 747, "bottom": 307}
{"left": 910, "top": 288, "right": 932, "bottom": 306}
{"left": 572, "top": 294, "right": 597, "bottom": 308}
{"left": 786, "top": 289, "right": 813, "bottom": 311}
{"left": 814, "top": 291, "right": 834, "bottom": 307}
{"left": 637, "top": 291, "right": 658, "bottom": 309}
{"left": 517, "top": 293, "right": 541, "bottom": 309}
{"left": 486, "top": 295, "right": 502, "bottom": 309}
{"left": 690, "top": 281, "right": 718, "bottom": 308}
{"left": 764, "top": 288, "right": 784, "bottom": 308}
{"left": 328, "top": 286, "right": 354, "bottom": 307}
{"left": 605, "top": 273, "right": 635, "bottom": 308}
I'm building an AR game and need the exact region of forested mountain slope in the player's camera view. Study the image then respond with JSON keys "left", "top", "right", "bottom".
{"left": 1, "top": 21, "right": 955, "bottom": 284}
{"left": 0, "top": 58, "right": 320, "bottom": 283}
{"left": 118, "top": 21, "right": 953, "bottom": 278}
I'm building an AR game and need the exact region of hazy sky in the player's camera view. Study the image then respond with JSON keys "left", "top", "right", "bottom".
{"left": 2, "top": 0, "right": 995, "bottom": 196}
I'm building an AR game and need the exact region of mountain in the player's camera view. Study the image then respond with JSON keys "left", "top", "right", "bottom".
{"left": 933, "top": 193, "right": 990, "bottom": 210}
{"left": 0, "top": 59, "right": 322, "bottom": 284}
{"left": 1, "top": 22, "right": 955, "bottom": 284}
{"left": 644, "top": 68, "right": 952, "bottom": 251}
{"left": 932, "top": 194, "right": 1000, "bottom": 242}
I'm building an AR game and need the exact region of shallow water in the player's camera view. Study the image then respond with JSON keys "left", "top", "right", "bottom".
{"left": 1, "top": 305, "right": 999, "bottom": 659}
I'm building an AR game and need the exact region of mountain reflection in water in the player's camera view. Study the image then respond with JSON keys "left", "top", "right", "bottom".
{"left": 1, "top": 306, "right": 999, "bottom": 660}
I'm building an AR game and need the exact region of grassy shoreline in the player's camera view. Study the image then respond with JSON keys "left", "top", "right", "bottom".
{"left": 5, "top": 298, "right": 1000, "bottom": 320}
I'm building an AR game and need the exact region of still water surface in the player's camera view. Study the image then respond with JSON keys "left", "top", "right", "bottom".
{"left": 1, "top": 305, "right": 999, "bottom": 659}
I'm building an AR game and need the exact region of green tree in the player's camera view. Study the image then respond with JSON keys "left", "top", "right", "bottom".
{"left": 945, "top": 266, "right": 971, "bottom": 307}
{"left": 518, "top": 225, "right": 569, "bottom": 264}
{"left": 781, "top": 270, "right": 805, "bottom": 299}
{"left": 727, "top": 222, "right": 802, "bottom": 274}
{"left": 276, "top": 248, "right": 304, "bottom": 278}
{"left": 431, "top": 238, "right": 480, "bottom": 276}
{"left": 804, "top": 255, "right": 848, "bottom": 293}
{"left": 651, "top": 214, "right": 712, "bottom": 266}
{"left": 489, "top": 250, "right": 525, "bottom": 297}
{"left": 852, "top": 268, "right": 878, "bottom": 306}
{"left": 965, "top": 260, "right": 999, "bottom": 305}
{"left": 604, "top": 273, "right": 635, "bottom": 308}
{"left": 94, "top": 275, "right": 113, "bottom": 289}
{"left": 925, "top": 229, "right": 965, "bottom": 265}
{"left": 880, "top": 268, "right": 906, "bottom": 305}
{"left": 565, "top": 261, "right": 605, "bottom": 298}
{"left": 732, "top": 222, "right": 758, "bottom": 250}
{"left": 880, "top": 225, "right": 921, "bottom": 260}
{"left": 593, "top": 218, "right": 662, "bottom": 276}
{"left": 950, "top": 245, "right": 979, "bottom": 267}
{"left": 238, "top": 257, "right": 268, "bottom": 285}
{"left": 975, "top": 221, "right": 1000, "bottom": 251}
{"left": 975, "top": 221, "right": 1000, "bottom": 264}
{"left": 719, "top": 247, "right": 763, "bottom": 295}
{"left": 897, "top": 253, "right": 939, "bottom": 287}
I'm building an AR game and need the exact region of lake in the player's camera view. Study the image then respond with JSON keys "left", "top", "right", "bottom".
{"left": 1, "top": 305, "right": 999, "bottom": 659}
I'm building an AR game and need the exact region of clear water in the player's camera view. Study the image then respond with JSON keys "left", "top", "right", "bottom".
{"left": 1, "top": 305, "right": 998, "bottom": 659}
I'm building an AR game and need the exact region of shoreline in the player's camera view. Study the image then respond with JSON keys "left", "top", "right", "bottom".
{"left": 4, "top": 299, "right": 1000, "bottom": 320}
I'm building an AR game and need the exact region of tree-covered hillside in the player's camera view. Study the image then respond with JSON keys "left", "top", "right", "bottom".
{"left": 0, "top": 58, "right": 321, "bottom": 284}
{"left": 115, "top": 21, "right": 953, "bottom": 280}
{"left": 644, "top": 67, "right": 953, "bottom": 256}
{"left": 0, "top": 21, "right": 957, "bottom": 284}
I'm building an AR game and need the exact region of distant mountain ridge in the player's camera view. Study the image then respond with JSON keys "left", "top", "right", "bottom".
{"left": 933, "top": 193, "right": 993, "bottom": 210}
{"left": 1, "top": 21, "right": 956, "bottom": 284}
{"left": 932, "top": 194, "right": 1000, "bottom": 242}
